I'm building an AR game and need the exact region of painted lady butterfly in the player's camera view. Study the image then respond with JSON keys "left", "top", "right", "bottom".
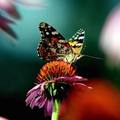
{"left": 37, "top": 22, "right": 85, "bottom": 63}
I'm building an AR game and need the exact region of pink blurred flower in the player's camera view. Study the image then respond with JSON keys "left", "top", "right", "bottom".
{"left": 0, "top": 0, "right": 20, "bottom": 19}
{"left": 100, "top": 5, "right": 120, "bottom": 65}
{"left": 0, "top": 15, "right": 17, "bottom": 39}
{"left": 0, "top": 0, "right": 20, "bottom": 39}
{"left": 11, "top": 0, "right": 46, "bottom": 8}
{"left": 0, "top": 117, "right": 8, "bottom": 120}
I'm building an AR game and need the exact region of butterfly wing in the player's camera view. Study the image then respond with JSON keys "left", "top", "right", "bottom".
{"left": 37, "top": 22, "right": 72, "bottom": 62}
{"left": 68, "top": 29, "right": 85, "bottom": 62}
{"left": 39, "top": 22, "right": 65, "bottom": 40}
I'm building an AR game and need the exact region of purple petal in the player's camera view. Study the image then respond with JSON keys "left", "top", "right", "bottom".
{"left": 54, "top": 76, "right": 87, "bottom": 83}
{"left": 26, "top": 89, "right": 39, "bottom": 104}
{"left": 29, "top": 96, "right": 38, "bottom": 109}
{"left": 25, "top": 93, "right": 38, "bottom": 108}
{"left": 44, "top": 99, "right": 53, "bottom": 116}
{"left": 37, "top": 97, "right": 47, "bottom": 108}
{"left": 27, "top": 84, "right": 41, "bottom": 95}
{"left": 33, "top": 96, "right": 42, "bottom": 106}
{"left": 25, "top": 84, "right": 44, "bottom": 108}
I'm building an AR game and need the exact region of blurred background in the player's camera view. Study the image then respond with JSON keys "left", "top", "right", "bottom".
{"left": 0, "top": 0, "right": 120, "bottom": 119}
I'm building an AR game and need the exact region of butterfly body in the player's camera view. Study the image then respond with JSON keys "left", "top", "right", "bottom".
{"left": 37, "top": 22, "right": 85, "bottom": 63}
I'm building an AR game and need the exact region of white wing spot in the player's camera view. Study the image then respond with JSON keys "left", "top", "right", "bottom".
{"left": 81, "top": 31, "right": 85, "bottom": 34}
{"left": 52, "top": 31, "right": 58, "bottom": 35}
{"left": 79, "top": 36, "right": 84, "bottom": 40}
{"left": 74, "top": 37, "right": 78, "bottom": 39}
{"left": 48, "top": 25, "right": 51, "bottom": 28}
{"left": 46, "top": 32, "right": 49, "bottom": 35}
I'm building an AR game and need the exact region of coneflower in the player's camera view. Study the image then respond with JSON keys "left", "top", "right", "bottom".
{"left": 25, "top": 61, "right": 91, "bottom": 120}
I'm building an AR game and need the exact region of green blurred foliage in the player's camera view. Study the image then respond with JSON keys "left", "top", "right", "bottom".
{"left": 0, "top": 0, "right": 120, "bottom": 99}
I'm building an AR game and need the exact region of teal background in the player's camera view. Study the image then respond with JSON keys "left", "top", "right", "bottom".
{"left": 0, "top": 0, "right": 120, "bottom": 119}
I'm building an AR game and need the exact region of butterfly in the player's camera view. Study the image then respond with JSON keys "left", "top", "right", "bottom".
{"left": 37, "top": 22, "right": 85, "bottom": 63}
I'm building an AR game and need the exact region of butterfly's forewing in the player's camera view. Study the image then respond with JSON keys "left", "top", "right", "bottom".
{"left": 39, "top": 22, "right": 65, "bottom": 40}
{"left": 37, "top": 22, "right": 72, "bottom": 62}
{"left": 68, "top": 29, "right": 85, "bottom": 62}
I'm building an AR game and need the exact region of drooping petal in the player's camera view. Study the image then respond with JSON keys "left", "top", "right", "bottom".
{"left": 53, "top": 76, "right": 87, "bottom": 83}
{"left": 26, "top": 89, "right": 39, "bottom": 104}
{"left": 26, "top": 92, "right": 39, "bottom": 108}
{"left": 37, "top": 97, "right": 47, "bottom": 109}
{"left": 26, "top": 84, "right": 44, "bottom": 108}
{"left": 44, "top": 99, "right": 53, "bottom": 116}
{"left": 27, "top": 84, "right": 41, "bottom": 95}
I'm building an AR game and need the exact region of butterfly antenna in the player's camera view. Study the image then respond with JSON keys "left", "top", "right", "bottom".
{"left": 82, "top": 54, "right": 104, "bottom": 60}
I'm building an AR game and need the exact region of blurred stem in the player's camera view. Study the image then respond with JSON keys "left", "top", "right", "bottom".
{"left": 51, "top": 99, "right": 60, "bottom": 120}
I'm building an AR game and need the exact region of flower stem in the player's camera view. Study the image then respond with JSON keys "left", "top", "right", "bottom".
{"left": 51, "top": 99, "right": 60, "bottom": 120}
